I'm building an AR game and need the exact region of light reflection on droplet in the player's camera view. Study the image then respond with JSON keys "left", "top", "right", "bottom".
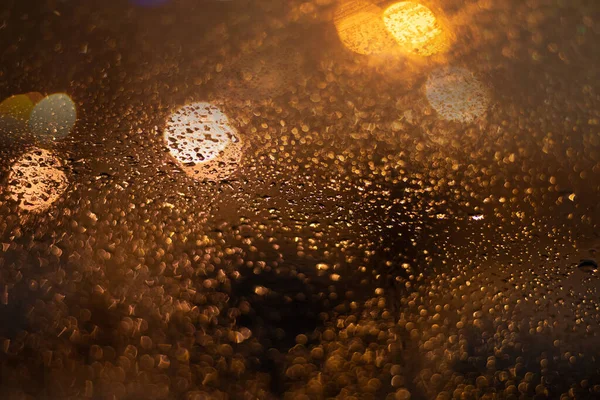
{"left": 425, "top": 67, "right": 490, "bottom": 123}
{"left": 382, "top": 2, "right": 449, "bottom": 56}
{"left": 28, "top": 93, "right": 77, "bottom": 143}
{"left": 316, "top": 263, "right": 330, "bottom": 271}
{"left": 254, "top": 286, "right": 269, "bottom": 295}
{"left": 164, "top": 102, "right": 243, "bottom": 181}
{"left": 8, "top": 147, "right": 69, "bottom": 212}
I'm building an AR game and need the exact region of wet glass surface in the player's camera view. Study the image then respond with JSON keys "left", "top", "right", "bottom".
{"left": 1, "top": 0, "right": 600, "bottom": 399}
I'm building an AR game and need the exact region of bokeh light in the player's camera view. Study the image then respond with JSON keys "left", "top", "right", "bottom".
{"left": 0, "top": 92, "right": 44, "bottom": 139}
{"left": 425, "top": 67, "right": 490, "bottom": 122}
{"left": 7, "top": 147, "right": 69, "bottom": 212}
{"left": 0, "top": 92, "right": 43, "bottom": 122}
{"left": 28, "top": 93, "right": 77, "bottom": 143}
{"left": 334, "top": 0, "right": 398, "bottom": 55}
{"left": 382, "top": 1, "right": 449, "bottom": 56}
{"left": 164, "top": 102, "right": 243, "bottom": 181}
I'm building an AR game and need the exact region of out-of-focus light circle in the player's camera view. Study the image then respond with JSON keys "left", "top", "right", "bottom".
{"left": 425, "top": 67, "right": 490, "bottom": 123}
{"left": 334, "top": 0, "right": 398, "bottom": 55}
{"left": 0, "top": 93, "right": 43, "bottom": 122}
{"left": 8, "top": 148, "right": 68, "bottom": 212}
{"left": 383, "top": 2, "right": 448, "bottom": 56}
{"left": 28, "top": 93, "right": 77, "bottom": 143}
{"left": 164, "top": 102, "right": 243, "bottom": 181}
{"left": 0, "top": 93, "right": 44, "bottom": 140}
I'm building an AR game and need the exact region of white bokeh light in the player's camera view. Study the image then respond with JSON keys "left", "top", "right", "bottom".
{"left": 425, "top": 67, "right": 490, "bottom": 123}
{"left": 8, "top": 147, "right": 69, "bottom": 212}
{"left": 164, "top": 102, "right": 243, "bottom": 181}
{"left": 28, "top": 93, "right": 77, "bottom": 142}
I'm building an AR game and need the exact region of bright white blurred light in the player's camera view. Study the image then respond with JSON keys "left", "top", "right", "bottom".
{"left": 28, "top": 93, "right": 77, "bottom": 142}
{"left": 8, "top": 148, "right": 68, "bottom": 212}
{"left": 164, "top": 102, "right": 243, "bottom": 181}
{"left": 425, "top": 67, "right": 490, "bottom": 123}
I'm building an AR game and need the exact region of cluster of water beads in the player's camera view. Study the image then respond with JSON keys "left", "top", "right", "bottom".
{"left": 0, "top": 0, "right": 598, "bottom": 399}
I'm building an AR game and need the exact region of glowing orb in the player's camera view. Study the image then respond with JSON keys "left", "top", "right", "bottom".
{"left": 425, "top": 67, "right": 490, "bottom": 123}
{"left": 0, "top": 93, "right": 43, "bottom": 122}
{"left": 164, "top": 102, "right": 243, "bottom": 181}
{"left": 28, "top": 93, "right": 77, "bottom": 143}
{"left": 8, "top": 148, "right": 68, "bottom": 212}
{"left": 383, "top": 2, "right": 448, "bottom": 56}
{"left": 334, "top": 0, "right": 398, "bottom": 55}
{"left": 0, "top": 93, "right": 44, "bottom": 140}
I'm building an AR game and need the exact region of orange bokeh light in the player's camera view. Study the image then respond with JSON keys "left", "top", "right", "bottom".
{"left": 382, "top": 1, "right": 449, "bottom": 56}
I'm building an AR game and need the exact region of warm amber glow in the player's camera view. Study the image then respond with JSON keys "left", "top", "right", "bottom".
{"left": 382, "top": 2, "right": 448, "bottom": 56}
{"left": 8, "top": 148, "right": 69, "bottom": 212}
{"left": 334, "top": 0, "right": 397, "bottom": 55}
{"left": 0, "top": 94, "right": 37, "bottom": 122}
